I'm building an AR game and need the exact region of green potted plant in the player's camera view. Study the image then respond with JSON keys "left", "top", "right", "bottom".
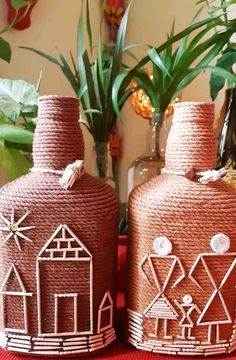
{"left": 0, "top": 78, "right": 39, "bottom": 180}
{"left": 112, "top": 8, "right": 236, "bottom": 190}
{"left": 196, "top": 0, "right": 236, "bottom": 101}
{"left": 113, "top": 10, "right": 236, "bottom": 128}
{"left": 197, "top": 0, "right": 236, "bottom": 184}
{"left": 22, "top": 1, "right": 134, "bottom": 193}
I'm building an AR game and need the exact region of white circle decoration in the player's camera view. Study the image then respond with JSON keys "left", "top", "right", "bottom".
{"left": 183, "top": 294, "right": 193, "bottom": 305}
{"left": 210, "top": 233, "right": 230, "bottom": 254}
{"left": 153, "top": 236, "right": 172, "bottom": 256}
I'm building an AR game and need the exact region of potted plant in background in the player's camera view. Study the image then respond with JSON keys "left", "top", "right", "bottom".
{"left": 0, "top": 0, "right": 39, "bottom": 182}
{"left": 198, "top": 0, "right": 236, "bottom": 187}
{"left": 113, "top": 6, "right": 236, "bottom": 192}
{"left": 0, "top": 78, "right": 39, "bottom": 181}
{"left": 22, "top": 1, "right": 134, "bottom": 194}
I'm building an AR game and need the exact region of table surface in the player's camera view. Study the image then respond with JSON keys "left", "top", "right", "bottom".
{"left": 0, "top": 293, "right": 236, "bottom": 360}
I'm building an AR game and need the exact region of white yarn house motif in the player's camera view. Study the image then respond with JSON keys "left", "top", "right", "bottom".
{"left": 0, "top": 264, "right": 32, "bottom": 334}
{"left": 36, "top": 224, "right": 93, "bottom": 336}
{"left": 97, "top": 291, "right": 113, "bottom": 333}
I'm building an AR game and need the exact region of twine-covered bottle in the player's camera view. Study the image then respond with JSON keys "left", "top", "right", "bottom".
{"left": 127, "top": 102, "right": 236, "bottom": 356}
{"left": 0, "top": 96, "right": 119, "bottom": 356}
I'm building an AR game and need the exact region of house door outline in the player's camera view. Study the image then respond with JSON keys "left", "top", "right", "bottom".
{"left": 54, "top": 293, "right": 78, "bottom": 335}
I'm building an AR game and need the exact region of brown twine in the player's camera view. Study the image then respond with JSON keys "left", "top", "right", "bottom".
{"left": 127, "top": 102, "right": 236, "bottom": 354}
{"left": 165, "top": 102, "right": 217, "bottom": 172}
{"left": 33, "top": 96, "right": 85, "bottom": 170}
{"left": 0, "top": 95, "right": 119, "bottom": 354}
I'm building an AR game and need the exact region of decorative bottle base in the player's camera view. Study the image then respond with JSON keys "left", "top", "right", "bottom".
{"left": 0, "top": 328, "right": 116, "bottom": 355}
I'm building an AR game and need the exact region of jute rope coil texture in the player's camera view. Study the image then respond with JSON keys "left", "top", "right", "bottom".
{"left": 0, "top": 96, "right": 119, "bottom": 354}
{"left": 127, "top": 102, "right": 236, "bottom": 350}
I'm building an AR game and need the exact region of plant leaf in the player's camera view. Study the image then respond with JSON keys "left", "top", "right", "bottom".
{"left": 86, "top": 0, "right": 93, "bottom": 55}
{"left": 0, "top": 78, "right": 39, "bottom": 121}
{"left": 11, "top": 0, "right": 30, "bottom": 10}
{"left": 77, "top": 83, "right": 87, "bottom": 98}
{"left": 84, "top": 109, "right": 102, "bottom": 114}
{"left": 136, "top": 15, "right": 222, "bottom": 69}
{"left": 97, "top": 1, "right": 106, "bottom": 88}
{"left": 0, "top": 38, "right": 11, "bottom": 63}
{"left": 4, "top": 140, "right": 32, "bottom": 153}
{"left": 112, "top": 70, "right": 131, "bottom": 120}
{"left": 82, "top": 50, "right": 99, "bottom": 110}
{"left": 109, "top": 2, "right": 132, "bottom": 91}
{"left": 210, "top": 50, "right": 236, "bottom": 100}
{"left": 57, "top": 50, "right": 78, "bottom": 93}
{"left": 93, "top": 60, "right": 105, "bottom": 113}
{"left": 0, "top": 141, "right": 31, "bottom": 181}
{"left": 205, "top": 65, "right": 236, "bottom": 89}
{"left": 20, "top": 47, "right": 60, "bottom": 65}
{"left": 0, "top": 124, "right": 34, "bottom": 144}
{"left": 132, "top": 69, "right": 159, "bottom": 109}
{"left": 172, "top": 30, "right": 234, "bottom": 78}
{"left": 70, "top": 51, "right": 80, "bottom": 83}
{"left": 77, "top": 4, "right": 90, "bottom": 107}
{"left": 105, "top": 1, "right": 132, "bottom": 128}
{"left": 148, "top": 48, "right": 171, "bottom": 78}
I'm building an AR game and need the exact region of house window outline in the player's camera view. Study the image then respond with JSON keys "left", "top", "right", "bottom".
{"left": 36, "top": 224, "right": 93, "bottom": 337}
{"left": 97, "top": 290, "right": 113, "bottom": 333}
{"left": 0, "top": 264, "right": 32, "bottom": 334}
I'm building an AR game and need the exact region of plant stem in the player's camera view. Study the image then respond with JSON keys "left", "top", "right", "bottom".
{"left": 221, "top": 0, "right": 229, "bottom": 26}
{"left": 0, "top": 4, "right": 31, "bottom": 36}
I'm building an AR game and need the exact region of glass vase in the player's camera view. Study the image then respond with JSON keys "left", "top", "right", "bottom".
{"left": 127, "top": 111, "right": 166, "bottom": 194}
{"left": 92, "top": 141, "right": 115, "bottom": 188}
{"left": 217, "top": 87, "right": 236, "bottom": 188}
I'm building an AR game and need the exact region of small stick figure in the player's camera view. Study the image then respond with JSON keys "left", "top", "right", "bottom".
{"left": 189, "top": 234, "right": 236, "bottom": 343}
{"left": 174, "top": 295, "right": 201, "bottom": 340}
{"left": 139, "top": 236, "right": 185, "bottom": 339}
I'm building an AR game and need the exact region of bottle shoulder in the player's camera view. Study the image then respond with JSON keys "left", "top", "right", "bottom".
{"left": 0, "top": 172, "right": 119, "bottom": 208}
{"left": 129, "top": 174, "right": 236, "bottom": 209}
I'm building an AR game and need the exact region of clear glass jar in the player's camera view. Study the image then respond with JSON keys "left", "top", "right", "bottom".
{"left": 90, "top": 141, "right": 115, "bottom": 188}
{"left": 127, "top": 111, "right": 167, "bottom": 194}
{"left": 217, "top": 87, "right": 236, "bottom": 189}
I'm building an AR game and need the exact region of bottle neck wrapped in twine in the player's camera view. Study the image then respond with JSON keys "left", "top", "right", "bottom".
{"left": 32, "top": 96, "right": 85, "bottom": 189}
{"left": 163, "top": 102, "right": 226, "bottom": 184}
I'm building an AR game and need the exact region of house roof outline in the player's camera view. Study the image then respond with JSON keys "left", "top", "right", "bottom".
{"left": 37, "top": 224, "right": 92, "bottom": 260}
{"left": 0, "top": 264, "right": 27, "bottom": 294}
{"left": 99, "top": 291, "right": 113, "bottom": 310}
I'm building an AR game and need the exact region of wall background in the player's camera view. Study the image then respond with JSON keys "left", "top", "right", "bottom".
{"left": 0, "top": 0, "right": 232, "bottom": 201}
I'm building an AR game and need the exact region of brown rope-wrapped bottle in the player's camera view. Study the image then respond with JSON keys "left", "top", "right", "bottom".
{"left": 127, "top": 102, "right": 236, "bottom": 356}
{"left": 0, "top": 95, "right": 119, "bottom": 356}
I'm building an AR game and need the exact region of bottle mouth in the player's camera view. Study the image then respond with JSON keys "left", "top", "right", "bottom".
{"left": 39, "top": 95, "right": 79, "bottom": 106}
{"left": 38, "top": 95, "right": 80, "bottom": 120}
{"left": 174, "top": 101, "right": 214, "bottom": 109}
{"left": 173, "top": 101, "right": 215, "bottom": 124}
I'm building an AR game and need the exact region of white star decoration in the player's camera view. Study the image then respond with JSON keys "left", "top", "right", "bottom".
{"left": 0, "top": 209, "right": 35, "bottom": 251}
